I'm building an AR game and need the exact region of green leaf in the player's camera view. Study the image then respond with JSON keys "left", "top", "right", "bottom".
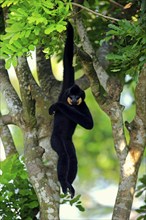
{"left": 5, "top": 58, "right": 12, "bottom": 69}
{"left": 12, "top": 56, "right": 17, "bottom": 67}
{"left": 70, "top": 194, "right": 81, "bottom": 206}
{"left": 9, "top": 33, "right": 21, "bottom": 44}
{"left": 56, "top": 24, "right": 66, "bottom": 33}
{"left": 13, "top": 40, "right": 22, "bottom": 49}
{"left": 76, "top": 204, "right": 85, "bottom": 212}
{"left": 25, "top": 30, "right": 31, "bottom": 38}
{"left": 44, "top": 25, "right": 55, "bottom": 35}
{"left": 28, "top": 201, "right": 39, "bottom": 208}
{"left": 7, "top": 44, "right": 17, "bottom": 52}
{"left": 6, "top": 22, "right": 25, "bottom": 33}
{"left": 0, "top": 154, "right": 18, "bottom": 182}
{"left": 28, "top": 45, "right": 35, "bottom": 51}
{"left": 42, "top": 1, "right": 54, "bottom": 9}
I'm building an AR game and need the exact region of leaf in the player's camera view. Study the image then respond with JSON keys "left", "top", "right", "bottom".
{"left": 28, "top": 201, "right": 39, "bottom": 208}
{"left": 76, "top": 204, "right": 85, "bottom": 212}
{"left": 108, "top": 23, "right": 121, "bottom": 32}
{"left": 2, "top": 46, "right": 14, "bottom": 55}
{"left": 5, "top": 58, "right": 12, "bottom": 69}
{"left": 34, "top": 27, "right": 40, "bottom": 35}
{"left": 13, "top": 40, "right": 22, "bottom": 49}
{"left": 70, "top": 194, "right": 81, "bottom": 206}
{"left": 136, "top": 189, "right": 145, "bottom": 197}
{"left": 28, "top": 45, "right": 35, "bottom": 51}
{"left": 9, "top": 33, "right": 21, "bottom": 44}
{"left": 7, "top": 44, "right": 17, "bottom": 52}
{"left": 42, "top": 1, "right": 54, "bottom": 9}
{"left": 12, "top": 56, "right": 17, "bottom": 67}
{"left": 25, "top": 30, "right": 31, "bottom": 38}
{"left": 56, "top": 24, "right": 66, "bottom": 33}
{"left": 0, "top": 154, "right": 18, "bottom": 182}
{"left": 44, "top": 25, "right": 55, "bottom": 35}
{"left": 6, "top": 22, "right": 25, "bottom": 33}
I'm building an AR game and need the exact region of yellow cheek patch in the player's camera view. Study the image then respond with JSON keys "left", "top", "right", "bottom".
{"left": 77, "top": 97, "right": 82, "bottom": 105}
{"left": 67, "top": 97, "right": 72, "bottom": 105}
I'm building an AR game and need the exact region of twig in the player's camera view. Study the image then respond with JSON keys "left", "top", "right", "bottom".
{"left": 108, "top": 0, "right": 123, "bottom": 8}
{"left": 72, "top": 2, "right": 119, "bottom": 22}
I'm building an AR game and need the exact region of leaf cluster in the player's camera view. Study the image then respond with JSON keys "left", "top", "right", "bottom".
{"left": 103, "top": 15, "right": 146, "bottom": 77}
{"left": 0, "top": 154, "right": 39, "bottom": 220}
{"left": 0, "top": 0, "right": 72, "bottom": 68}
{"left": 136, "top": 174, "right": 146, "bottom": 220}
{"left": 60, "top": 194, "right": 85, "bottom": 212}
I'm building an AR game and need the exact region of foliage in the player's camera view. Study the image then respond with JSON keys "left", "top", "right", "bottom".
{"left": 0, "top": 0, "right": 72, "bottom": 68}
{"left": 60, "top": 194, "right": 85, "bottom": 212}
{"left": 136, "top": 174, "right": 146, "bottom": 220}
{"left": 103, "top": 14, "right": 146, "bottom": 76}
{"left": 0, "top": 154, "right": 39, "bottom": 220}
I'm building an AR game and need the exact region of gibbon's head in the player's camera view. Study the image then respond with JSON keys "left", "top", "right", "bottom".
{"left": 66, "top": 85, "right": 85, "bottom": 106}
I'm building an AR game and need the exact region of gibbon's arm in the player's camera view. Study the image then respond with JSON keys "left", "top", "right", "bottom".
{"left": 62, "top": 22, "right": 74, "bottom": 90}
{"left": 49, "top": 102, "right": 94, "bottom": 129}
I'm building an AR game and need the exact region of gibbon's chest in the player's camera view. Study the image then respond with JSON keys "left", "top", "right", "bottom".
{"left": 53, "top": 111, "right": 77, "bottom": 136}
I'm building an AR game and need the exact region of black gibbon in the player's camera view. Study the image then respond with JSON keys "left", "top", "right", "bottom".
{"left": 49, "top": 22, "right": 93, "bottom": 198}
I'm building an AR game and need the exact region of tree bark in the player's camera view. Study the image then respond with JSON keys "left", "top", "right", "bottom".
{"left": 112, "top": 65, "right": 146, "bottom": 220}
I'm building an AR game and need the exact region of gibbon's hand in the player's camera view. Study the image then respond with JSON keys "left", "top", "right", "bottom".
{"left": 49, "top": 103, "right": 57, "bottom": 115}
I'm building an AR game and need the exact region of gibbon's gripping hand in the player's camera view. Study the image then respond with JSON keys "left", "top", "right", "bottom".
{"left": 49, "top": 103, "right": 57, "bottom": 115}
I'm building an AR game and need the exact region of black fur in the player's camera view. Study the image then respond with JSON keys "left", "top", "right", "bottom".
{"left": 49, "top": 22, "right": 93, "bottom": 198}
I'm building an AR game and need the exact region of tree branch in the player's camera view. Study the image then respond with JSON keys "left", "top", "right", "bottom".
{"left": 0, "top": 60, "right": 22, "bottom": 121}
{"left": 72, "top": 2, "right": 119, "bottom": 22}
{"left": 108, "top": 0, "right": 123, "bottom": 8}
{"left": 16, "top": 57, "right": 36, "bottom": 128}
{"left": 0, "top": 113, "right": 17, "bottom": 157}
{"left": 74, "top": 16, "right": 109, "bottom": 92}
{"left": 112, "top": 65, "right": 146, "bottom": 220}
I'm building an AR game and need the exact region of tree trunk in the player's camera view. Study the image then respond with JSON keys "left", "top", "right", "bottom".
{"left": 0, "top": 52, "right": 61, "bottom": 219}
{"left": 74, "top": 7, "right": 146, "bottom": 219}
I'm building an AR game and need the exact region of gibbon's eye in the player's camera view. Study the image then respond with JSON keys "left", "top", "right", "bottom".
{"left": 67, "top": 96, "right": 82, "bottom": 105}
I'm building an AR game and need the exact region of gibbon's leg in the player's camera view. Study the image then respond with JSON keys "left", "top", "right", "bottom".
{"left": 51, "top": 135, "right": 69, "bottom": 194}
{"left": 65, "top": 140, "right": 78, "bottom": 184}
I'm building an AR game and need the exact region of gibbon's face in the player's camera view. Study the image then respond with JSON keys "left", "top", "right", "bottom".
{"left": 66, "top": 85, "right": 85, "bottom": 106}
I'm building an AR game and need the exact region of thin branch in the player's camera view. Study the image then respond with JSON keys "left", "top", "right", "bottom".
{"left": 72, "top": 2, "right": 119, "bottom": 22}
{"left": 108, "top": 0, "right": 123, "bottom": 8}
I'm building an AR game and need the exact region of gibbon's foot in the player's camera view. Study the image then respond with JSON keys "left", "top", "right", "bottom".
{"left": 68, "top": 184, "right": 75, "bottom": 198}
{"left": 61, "top": 182, "right": 75, "bottom": 198}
